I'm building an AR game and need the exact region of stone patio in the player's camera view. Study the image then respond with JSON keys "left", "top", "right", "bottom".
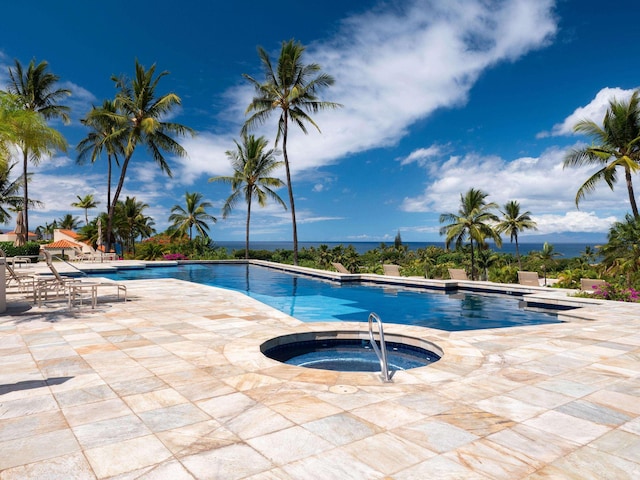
{"left": 1, "top": 272, "right": 640, "bottom": 479}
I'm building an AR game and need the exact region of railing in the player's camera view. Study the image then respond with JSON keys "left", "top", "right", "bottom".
{"left": 368, "top": 312, "right": 393, "bottom": 382}
{"left": 49, "top": 254, "right": 88, "bottom": 277}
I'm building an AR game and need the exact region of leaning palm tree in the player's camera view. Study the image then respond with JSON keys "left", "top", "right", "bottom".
{"left": 77, "top": 99, "right": 124, "bottom": 215}
{"left": 564, "top": 91, "right": 640, "bottom": 218}
{"left": 439, "top": 188, "right": 502, "bottom": 280}
{"left": 535, "top": 242, "right": 563, "bottom": 286}
{"left": 242, "top": 39, "right": 341, "bottom": 265}
{"left": 496, "top": 200, "right": 537, "bottom": 269}
{"left": 99, "top": 60, "right": 194, "bottom": 252}
{"left": 210, "top": 134, "right": 286, "bottom": 259}
{"left": 6, "top": 59, "right": 70, "bottom": 235}
{"left": 71, "top": 194, "right": 100, "bottom": 225}
{"left": 168, "top": 192, "right": 216, "bottom": 241}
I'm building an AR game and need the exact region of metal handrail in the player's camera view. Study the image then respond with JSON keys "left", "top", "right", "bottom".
{"left": 47, "top": 253, "right": 88, "bottom": 277}
{"left": 368, "top": 312, "right": 393, "bottom": 382}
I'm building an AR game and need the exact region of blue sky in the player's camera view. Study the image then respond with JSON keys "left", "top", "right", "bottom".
{"left": 1, "top": 0, "right": 639, "bottom": 243}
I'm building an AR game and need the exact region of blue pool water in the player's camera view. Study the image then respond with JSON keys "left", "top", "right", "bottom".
{"left": 96, "top": 263, "right": 561, "bottom": 331}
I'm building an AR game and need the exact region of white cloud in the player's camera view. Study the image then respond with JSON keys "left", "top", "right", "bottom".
{"left": 543, "top": 87, "right": 638, "bottom": 137}
{"left": 175, "top": 0, "right": 557, "bottom": 181}
{"left": 400, "top": 144, "right": 628, "bottom": 234}
{"left": 532, "top": 211, "right": 618, "bottom": 234}
{"left": 400, "top": 145, "right": 444, "bottom": 167}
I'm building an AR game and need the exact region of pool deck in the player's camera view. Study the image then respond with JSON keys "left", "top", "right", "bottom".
{"left": 1, "top": 263, "right": 640, "bottom": 479}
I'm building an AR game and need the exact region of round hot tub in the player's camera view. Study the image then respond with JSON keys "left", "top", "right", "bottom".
{"left": 261, "top": 331, "right": 442, "bottom": 373}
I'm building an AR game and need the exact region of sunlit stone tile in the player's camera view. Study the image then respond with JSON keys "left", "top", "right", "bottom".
{"left": 523, "top": 410, "right": 610, "bottom": 445}
{"left": 63, "top": 397, "right": 133, "bottom": 426}
{"left": 393, "top": 420, "right": 478, "bottom": 453}
{"left": 350, "top": 400, "right": 425, "bottom": 430}
{"left": 0, "top": 452, "right": 94, "bottom": 480}
{"left": 248, "top": 426, "right": 333, "bottom": 465}
{"left": 343, "top": 431, "right": 436, "bottom": 474}
{"left": 434, "top": 405, "right": 514, "bottom": 437}
{"left": 157, "top": 419, "right": 238, "bottom": 457}
{"left": 0, "top": 429, "right": 80, "bottom": 470}
{"left": 303, "top": 413, "right": 379, "bottom": 446}
{"left": 84, "top": 434, "right": 172, "bottom": 478}
{"left": 123, "top": 387, "right": 189, "bottom": 413}
{"left": 181, "top": 443, "right": 273, "bottom": 480}
{"left": 394, "top": 454, "right": 491, "bottom": 479}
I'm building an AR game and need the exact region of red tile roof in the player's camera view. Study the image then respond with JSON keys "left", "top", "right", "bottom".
{"left": 59, "top": 229, "right": 79, "bottom": 239}
{"left": 43, "top": 240, "right": 82, "bottom": 249}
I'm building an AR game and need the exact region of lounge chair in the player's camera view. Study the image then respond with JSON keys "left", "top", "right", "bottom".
{"left": 448, "top": 268, "right": 468, "bottom": 280}
{"left": 36, "top": 250, "right": 126, "bottom": 307}
{"left": 383, "top": 264, "right": 401, "bottom": 276}
{"left": 331, "top": 262, "right": 351, "bottom": 274}
{"left": 580, "top": 278, "right": 606, "bottom": 292}
{"left": 4, "top": 261, "right": 36, "bottom": 295}
{"left": 518, "top": 271, "right": 540, "bottom": 287}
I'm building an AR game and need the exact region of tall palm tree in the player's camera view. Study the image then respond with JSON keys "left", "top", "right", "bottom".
{"left": 100, "top": 61, "right": 194, "bottom": 252}
{"left": 6, "top": 59, "right": 70, "bottom": 235}
{"left": 210, "top": 134, "right": 286, "bottom": 259}
{"left": 71, "top": 194, "right": 100, "bottom": 225}
{"left": 242, "top": 39, "right": 341, "bottom": 265}
{"left": 496, "top": 200, "right": 537, "bottom": 269}
{"left": 439, "top": 188, "right": 502, "bottom": 280}
{"left": 564, "top": 91, "right": 640, "bottom": 218}
{"left": 77, "top": 99, "right": 124, "bottom": 215}
{"left": 58, "top": 213, "right": 81, "bottom": 230}
{"left": 169, "top": 192, "right": 216, "bottom": 241}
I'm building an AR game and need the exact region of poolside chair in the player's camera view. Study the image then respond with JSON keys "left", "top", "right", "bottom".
{"left": 331, "top": 262, "right": 351, "bottom": 274}
{"left": 518, "top": 271, "right": 540, "bottom": 287}
{"left": 580, "top": 278, "right": 606, "bottom": 292}
{"left": 4, "top": 260, "right": 36, "bottom": 295}
{"left": 382, "top": 264, "right": 401, "bottom": 276}
{"left": 36, "top": 250, "right": 126, "bottom": 307}
{"left": 448, "top": 268, "right": 468, "bottom": 280}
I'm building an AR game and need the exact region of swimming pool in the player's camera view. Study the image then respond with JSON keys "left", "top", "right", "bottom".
{"left": 96, "top": 263, "right": 560, "bottom": 331}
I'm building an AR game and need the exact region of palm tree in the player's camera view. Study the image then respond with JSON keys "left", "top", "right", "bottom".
{"left": 210, "top": 134, "right": 286, "bottom": 259}
{"left": 496, "top": 200, "right": 537, "bottom": 269}
{"left": 564, "top": 91, "right": 640, "bottom": 218}
{"left": 242, "top": 39, "right": 341, "bottom": 265}
{"left": 99, "top": 60, "right": 194, "bottom": 252}
{"left": 0, "top": 162, "right": 26, "bottom": 224}
{"left": 169, "top": 192, "right": 216, "bottom": 241}
{"left": 57, "top": 214, "right": 82, "bottom": 230}
{"left": 77, "top": 100, "right": 124, "bottom": 215}
{"left": 6, "top": 59, "right": 70, "bottom": 235}
{"left": 71, "top": 194, "right": 100, "bottom": 225}
{"left": 535, "top": 242, "right": 563, "bottom": 286}
{"left": 599, "top": 214, "right": 640, "bottom": 285}
{"left": 439, "top": 188, "right": 502, "bottom": 280}
{"left": 113, "top": 196, "right": 155, "bottom": 256}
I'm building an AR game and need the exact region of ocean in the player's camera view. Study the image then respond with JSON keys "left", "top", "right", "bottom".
{"left": 214, "top": 241, "right": 596, "bottom": 259}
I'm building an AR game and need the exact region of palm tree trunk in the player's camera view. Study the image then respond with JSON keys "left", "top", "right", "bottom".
{"left": 107, "top": 154, "right": 113, "bottom": 217}
{"left": 282, "top": 112, "right": 299, "bottom": 265}
{"left": 625, "top": 166, "right": 639, "bottom": 218}
{"left": 107, "top": 154, "right": 132, "bottom": 253}
{"left": 515, "top": 236, "right": 521, "bottom": 270}
{"left": 245, "top": 196, "right": 252, "bottom": 260}
{"left": 22, "top": 149, "right": 29, "bottom": 238}
{"left": 470, "top": 238, "right": 475, "bottom": 280}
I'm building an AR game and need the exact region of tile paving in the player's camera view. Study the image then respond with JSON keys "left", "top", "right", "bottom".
{"left": 1, "top": 268, "right": 640, "bottom": 479}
